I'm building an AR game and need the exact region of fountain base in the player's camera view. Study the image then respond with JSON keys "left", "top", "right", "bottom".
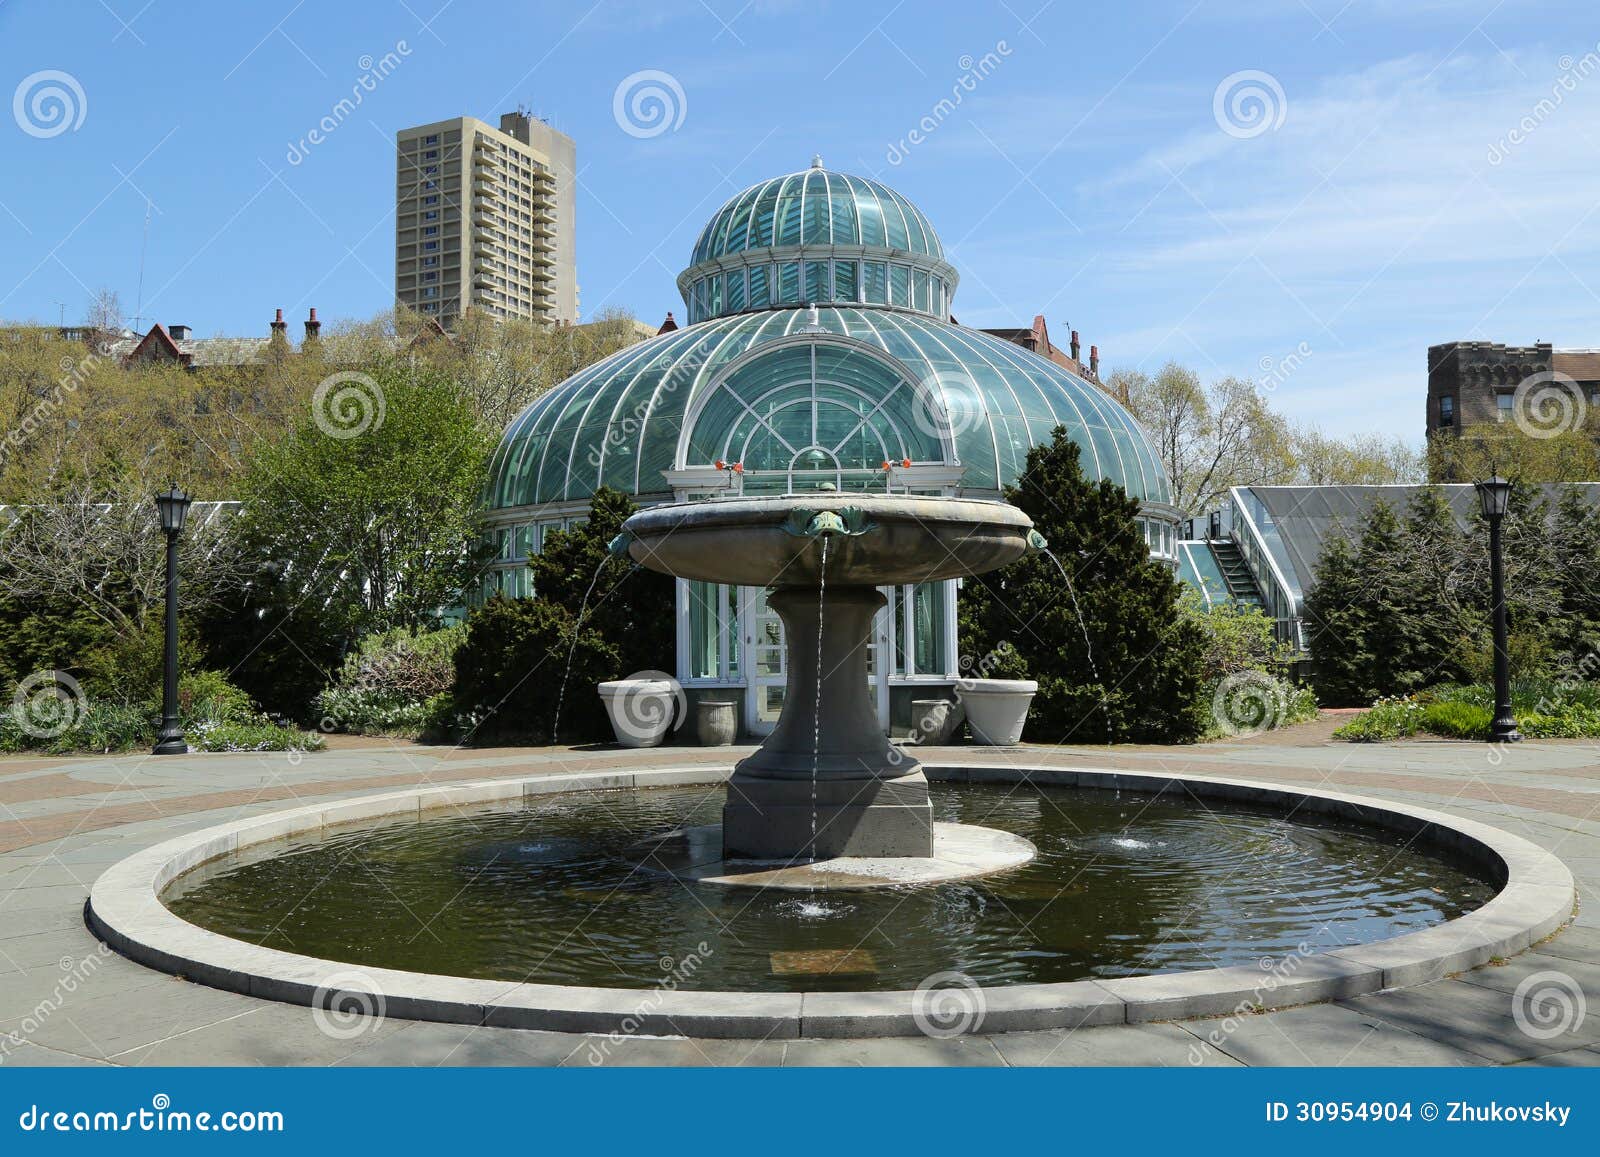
{"left": 635, "top": 821, "right": 1036, "bottom": 890}
{"left": 723, "top": 769, "right": 933, "bottom": 859}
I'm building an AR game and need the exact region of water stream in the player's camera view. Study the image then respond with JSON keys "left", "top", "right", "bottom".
{"left": 550, "top": 555, "right": 623, "bottom": 743}
{"left": 1042, "top": 548, "right": 1113, "bottom": 745}
{"left": 808, "top": 537, "right": 828, "bottom": 861}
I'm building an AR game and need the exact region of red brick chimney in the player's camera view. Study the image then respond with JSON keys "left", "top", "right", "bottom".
{"left": 304, "top": 307, "right": 321, "bottom": 342}
{"left": 1070, "top": 329, "right": 1081, "bottom": 361}
{"left": 270, "top": 308, "right": 287, "bottom": 336}
{"left": 1089, "top": 344, "right": 1099, "bottom": 378}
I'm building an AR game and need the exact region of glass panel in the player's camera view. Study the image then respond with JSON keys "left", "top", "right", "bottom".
{"left": 848, "top": 175, "right": 886, "bottom": 247}
{"left": 709, "top": 274, "right": 725, "bottom": 316}
{"left": 912, "top": 583, "right": 946, "bottom": 675}
{"left": 862, "top": 261, "right": 888, "bottom": 304}
{"left": 748, "top": 264, "right": 770, "bottom": 308}
{"left": 725, "top": 585, "right": 740, "bottom": 678}
{"left": 879, "top": 185, "right": 910, "bottom": 250}
{"left": 828, "top": 177, "right": 858, "bottom": 244}
{"left": 912, "top": 269, "right": 930, "bottom": 313}
{"left": 802, "top": 169, "right": 830, "bottom": 244}
{"left": 778, "top": 262, "right": 801, "bottom": 304}
{"left": 775, "top": 174, "right": 804, "bottom": 245}
{"left": 688, "top": 581, "right": 718, "bottom": 679}
{"left": 889, "top": 265, "right": 911, "bottom": 307}
{"left": 803, "top": 261, "right": 827, "bottom": 304}
{"left": 726, "top": 268, "right": 746, "bottom": 312}
{"left": 833, "top": 260, "right": 857, "bottom": 303}
{"left": 892, "top": 586, "right": 907, "bottom": 676}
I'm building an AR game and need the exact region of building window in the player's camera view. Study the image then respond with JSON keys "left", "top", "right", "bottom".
{"left": 421, "top": 287, "right": 438, "bottom": 298}
{"left": 424, "top": 195, "right": 439, "bottom": 205}
{"left": 424, "top": 210, "right": 438, "bottom": 221}
{"left": 1439, "top": 395, "right": 1454, "bottom": 427}
{"left": 424, "top": 226, "right": 438, "bottom": 236}
{"left": 422, "top": 255, "right": 438, "bottom": 267}
{"left": 424, "top": 240, "right": 438, "bottom": 251}
{"left": 423, "top": 272, "right": 437, "bottom": 282}
{"left": 1496, "top": 393, "right": 1513, "bottom": 422}
{"left": 424, "top": 165, "right": 438, "bottom": 175}
{"left": 425, "top": 149, "right": 438, "bottom": 160}
{"left": 424, "top": 134, "right": 438, "bottom": 145}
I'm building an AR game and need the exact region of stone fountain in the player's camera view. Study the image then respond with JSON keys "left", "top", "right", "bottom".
{"left": 617, "top": 494, "right": 1041, "bottom": 872}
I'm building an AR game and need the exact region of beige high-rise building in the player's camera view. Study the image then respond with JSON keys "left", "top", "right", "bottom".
{"left": 395, "top": 111, "right": 577, "bottom": 326}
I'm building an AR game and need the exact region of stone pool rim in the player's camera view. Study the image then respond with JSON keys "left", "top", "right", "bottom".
{"left": 85, "top": 764, "right": 1577, "bottom": 1040}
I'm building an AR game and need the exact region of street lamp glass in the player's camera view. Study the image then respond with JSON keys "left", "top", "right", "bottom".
{"left": 1474, "top": 474, "right": 1512, "bottom": 519}
{"left": 154, "top": 484, "right": 192, "bottom": 533}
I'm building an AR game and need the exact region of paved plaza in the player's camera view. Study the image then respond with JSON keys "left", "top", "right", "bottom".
{"left": 2, "top": 723, "right": 1598, "bottom": 1067}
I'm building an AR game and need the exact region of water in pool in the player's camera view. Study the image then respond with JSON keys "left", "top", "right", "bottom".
{"left": 164, "top": 783, "right": 1496, "bottom": 992}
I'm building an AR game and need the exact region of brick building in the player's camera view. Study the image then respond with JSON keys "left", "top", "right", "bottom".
{"left": 1426, "top": 340, "right": 1600, "bottom": 437}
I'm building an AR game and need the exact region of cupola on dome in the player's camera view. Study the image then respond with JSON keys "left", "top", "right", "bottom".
{"left": 678, "top": 158, "right": 959, "bottom": 323}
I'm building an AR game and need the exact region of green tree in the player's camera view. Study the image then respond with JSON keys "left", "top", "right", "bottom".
{"left": 1303, "top": 529, "right": 1372, "bottom": 706}
{"left": 234, "top": 363, "right": 494, "bottom": 637}
{"left": 960, "top": 428, "right": 1207, "bottom": 743}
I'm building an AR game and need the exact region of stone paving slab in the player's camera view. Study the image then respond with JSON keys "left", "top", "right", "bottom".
{"left": 0, "top": 736, "right": 1597, "bottom": 1065}
{"left": 987, "top": 1022, "right": 1240, "bottom": 1067}
{"left": 1343, "top": 979, "right": 1600, "bottom": 1064}
{"left": 1188, "top": 1002, "right": 1488, "bottom": 1067}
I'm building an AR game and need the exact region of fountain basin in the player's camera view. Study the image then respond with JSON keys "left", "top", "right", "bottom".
{"left": 620, "top": 494, "right": 1036, "bottom": 588}
{"left": 87, "top": 764, "right": 1575, "bottom": 1038}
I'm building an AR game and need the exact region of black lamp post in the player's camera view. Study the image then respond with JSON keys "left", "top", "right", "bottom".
{"left": 152, "top": 483, "right": 192, "bottom": 755}
{"left": 1474, "top": 474, "right": 1521, "bottom": 744}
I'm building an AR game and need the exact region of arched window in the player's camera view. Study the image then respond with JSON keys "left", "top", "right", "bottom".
{"left": 679, "top": 340, "right": 951, "bottom": 493}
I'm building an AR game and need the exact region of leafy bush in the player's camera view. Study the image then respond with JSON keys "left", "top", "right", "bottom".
{"left": 179, "top": 669, "right": 257, "bottom": 727}
{"left": 1334, "top": 680, "right": 1600, "bottom": 741}
{"left": 315, "top": 625, "right": 464, "bottom": 737}
{"left": 0, "top": 699, "right": 153, "bottom": 755}
{"left": 449, "top": 597, "right": 617, "bottom": 744}
{"left": 188, "top": 719, "right": 326, "bottom": 753}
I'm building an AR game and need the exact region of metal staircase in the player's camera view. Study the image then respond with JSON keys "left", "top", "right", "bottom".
{"left": 1209, "top": 539, "right": 1264, "bottom": 608}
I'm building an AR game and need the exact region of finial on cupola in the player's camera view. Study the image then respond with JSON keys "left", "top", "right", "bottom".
{"left": 811, "top": 154, "right": 824, "bottom": 169}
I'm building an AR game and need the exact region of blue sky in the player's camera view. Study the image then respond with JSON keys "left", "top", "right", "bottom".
{"left": 4, "top": 0, "right": 1600, "bottom": 440}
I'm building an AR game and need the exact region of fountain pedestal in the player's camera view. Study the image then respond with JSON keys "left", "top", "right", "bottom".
{"left": 724, "top": 586, "right": 932, "bottom": 860}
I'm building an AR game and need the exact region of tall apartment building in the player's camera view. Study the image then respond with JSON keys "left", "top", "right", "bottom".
{"left": 395, "top": 111, "right": 577, "bottom": 326}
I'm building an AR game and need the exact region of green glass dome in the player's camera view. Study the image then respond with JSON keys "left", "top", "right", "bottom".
{"left": 678, "top": 159, "right": 960, "bottom": 323}
{"left": 690, "top": 162, "right": 945, "bottom": 265}
{"left": 487, "top": 306, "right": 1173, "bottom": 509}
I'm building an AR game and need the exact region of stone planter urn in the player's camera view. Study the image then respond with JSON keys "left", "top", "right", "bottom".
{"left": 696, "top": 698, "right": 737, "bottom": 747}
{"left": 959, "top": 679, "right": 1038, "bottom": 746}
{"left": 597, "top": 678, "right": 679, "bottom": 748}
{"left": 909, "top": 698, "right": 964, "bottom": 745}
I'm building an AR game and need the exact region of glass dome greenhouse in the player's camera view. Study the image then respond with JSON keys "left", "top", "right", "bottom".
{"left": 484, "top": 159, "right": 1178, "bottom": 738}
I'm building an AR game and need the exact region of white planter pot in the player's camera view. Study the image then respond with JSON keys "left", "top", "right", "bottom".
{"left": 597, "top": 679, "right": 678, "bottom": 748}
{"left": 958, "top": 679, "right": 1039, "bottom": 746}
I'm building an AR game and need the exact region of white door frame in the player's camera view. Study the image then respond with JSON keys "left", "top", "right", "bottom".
{"left": 738, "top": 584, "right": 892, "bottom": 737}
